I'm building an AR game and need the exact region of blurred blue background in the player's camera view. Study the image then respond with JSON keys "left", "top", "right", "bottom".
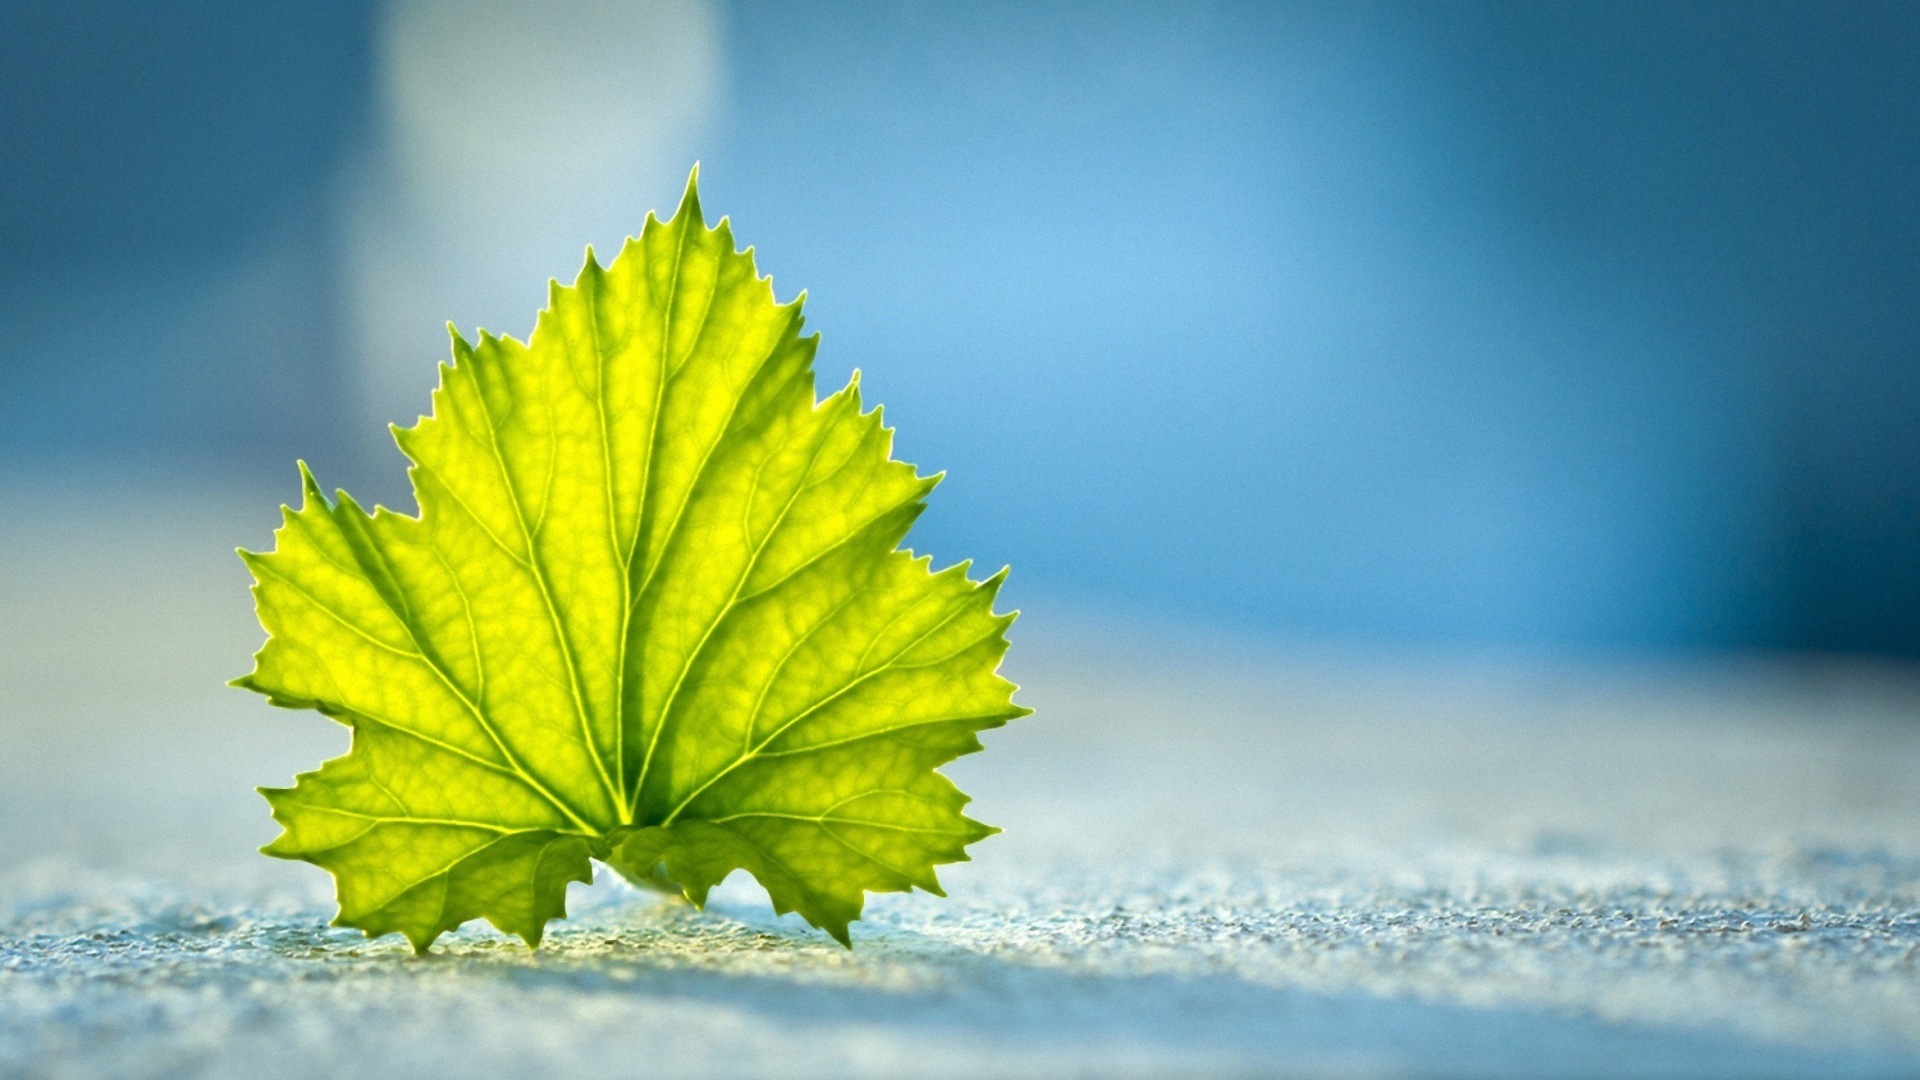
{"left": 3, "top": 0, "right": 1918, "bottom": 658}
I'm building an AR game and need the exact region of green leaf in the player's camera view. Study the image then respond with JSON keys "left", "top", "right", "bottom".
{"left": 236, "top": 171, "right": 1028, "bottom": 952}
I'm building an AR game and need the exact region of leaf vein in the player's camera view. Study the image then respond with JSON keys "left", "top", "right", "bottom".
{"left": 252, "top": 559, "right": 596, "bottom": 833}
{"left": 461, "top": 352, "right": 622, "bottom": 820}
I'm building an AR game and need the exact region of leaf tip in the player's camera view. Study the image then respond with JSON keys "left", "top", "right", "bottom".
{"left": 675, "top": 164, "right": 704, "bottom": 227}
{"left": 295, "top": 460, "right": 327, "bottom": 503}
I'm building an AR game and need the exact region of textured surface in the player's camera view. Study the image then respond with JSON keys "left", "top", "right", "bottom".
{"left": 7, "top": 486, "right": 1920, "bottom": 1077}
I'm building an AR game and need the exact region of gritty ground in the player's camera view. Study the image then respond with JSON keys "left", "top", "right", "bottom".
{"left": 5, "top": 480, "right": 1920, "bottom": 1079}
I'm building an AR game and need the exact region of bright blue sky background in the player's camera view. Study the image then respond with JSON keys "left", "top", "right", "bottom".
{"left": 3, "top": 1, "right": 1918, "bottom": 656}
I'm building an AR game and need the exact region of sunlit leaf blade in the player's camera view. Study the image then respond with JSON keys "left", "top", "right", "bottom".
{"left": 236, "top": 171, "right": 1027, "bottom": 951}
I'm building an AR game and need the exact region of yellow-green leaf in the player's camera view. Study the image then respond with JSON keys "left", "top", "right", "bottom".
{"left": 236, "top": 171, "right": 1027, "bottom": 952}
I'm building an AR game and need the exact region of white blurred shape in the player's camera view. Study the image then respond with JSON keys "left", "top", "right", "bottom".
{"left": 345, "top": 0, "right": 722, "bottom": 436}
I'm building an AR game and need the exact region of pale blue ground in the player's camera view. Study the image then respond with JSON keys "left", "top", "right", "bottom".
{"left": 5, "top": 481, "right": 1920, "bottom": 1078}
